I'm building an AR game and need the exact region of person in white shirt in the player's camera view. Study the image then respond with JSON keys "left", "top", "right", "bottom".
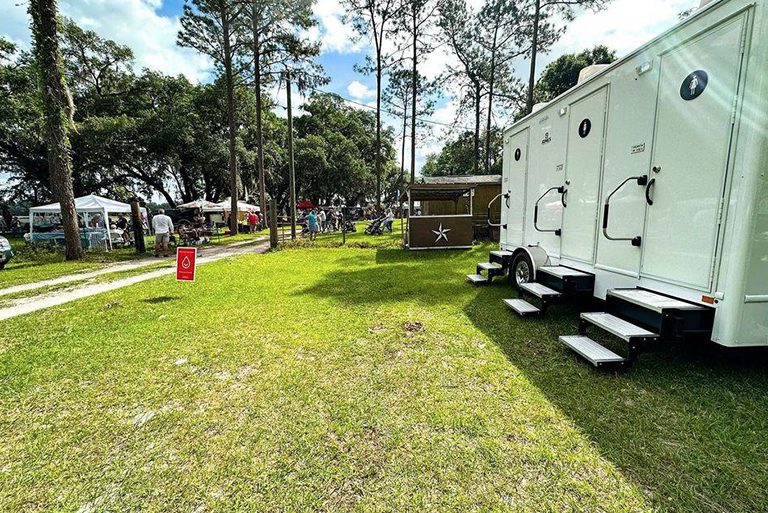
{"left": 152, "top": 209, "right": 174, "bottom": 257}
{"left": 317, "top": 209, "right": 327, "bottom": 232}
{"left": 383, "top": 209, "right": 394, "bottom": 233}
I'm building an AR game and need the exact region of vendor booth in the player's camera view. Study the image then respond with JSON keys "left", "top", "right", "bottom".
{"left": 203, "top": 198, "right": 259, "bottom": 229}
{"left": 402, "top": 183, "right": 474, "bottom": 250}
{"left": 28, "top": 194, "right": 146, "bottom": 251}
{"left": 178, "top": 199, "right": 221, "bottom": 210}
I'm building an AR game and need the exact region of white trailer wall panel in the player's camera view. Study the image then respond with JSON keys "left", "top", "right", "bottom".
{"left": 500, "top": 0, "right": 768, "bottom": 347}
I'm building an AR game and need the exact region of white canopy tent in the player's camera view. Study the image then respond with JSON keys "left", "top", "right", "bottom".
{"left": 29, "top": 194, "right": 146, "bottom": 250}
{"left": 177, "top": 199, "right": 221, "bottom": 210}
{"left": 204, "top": 198, "right": 260, "bottom": 213}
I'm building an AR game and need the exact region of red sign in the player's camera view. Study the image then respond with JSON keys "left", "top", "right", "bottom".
{"left": 176, "top": 247, "right": 197, "bottom": 281}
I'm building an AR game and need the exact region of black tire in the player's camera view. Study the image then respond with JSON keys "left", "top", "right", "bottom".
{"left": 509, "top": 252, "right": 533, "bottom": 291}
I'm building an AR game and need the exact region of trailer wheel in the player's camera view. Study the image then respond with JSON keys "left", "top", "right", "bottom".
{"left": 510, "top": 252, "right": 533, "bottom": 291}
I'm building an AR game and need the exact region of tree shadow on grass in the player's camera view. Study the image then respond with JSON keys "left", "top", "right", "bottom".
{"left": 298, "top": 247, "right": 768, "bottom": 511}
{"left": 296, "top": 262, "right": 467, "bottom": 307}
{"left": 463, "top": 283, "right": 768, "bottom": 513}
{"left": 296, "top": 247, "right": 490, "bottom": 307}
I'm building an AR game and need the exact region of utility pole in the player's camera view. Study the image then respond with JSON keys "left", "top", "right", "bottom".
{"left": 286, "top": 70, "right": 297, "bottom": 240}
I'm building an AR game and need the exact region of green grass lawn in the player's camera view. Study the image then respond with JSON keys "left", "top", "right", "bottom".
{"left": 1, "top": 244, "right": 767, "bottom": 512}
{"left": 0, "top": 232, "right": 266, "bottom": 290}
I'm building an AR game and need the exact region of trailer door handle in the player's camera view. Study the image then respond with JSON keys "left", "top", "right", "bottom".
{"left": 487, "top": 192, "right": 509, "bottom": 228}
{"left": 603, "top": 175, "right": 647, "bottom": 246}
{"left": 645, "top": 178, "right": 656, "bottom": 206}
{"left": 561, "top": 188, "right": 568, "bottom": 208}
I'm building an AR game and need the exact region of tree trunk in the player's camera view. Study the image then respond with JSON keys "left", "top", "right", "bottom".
{"left": 485, "top": 20, "right": 500, "bottom": 174}
{"left": 286, "top": 70, "right": 297, "bottom": 240}
{"left": 252, "top": 2, "right": 267, "bottom": 219}
{"left": 485, "top": 73, "right": 494, "bottom": 174}
{"left": 400, "top": 92, "right": 408, "bottom": 193}
{"left": 473, "top": 80, "right": 481, "bottom": 175}
{"left": 222, "top": 9, "right": 239, "bottom": 235}
{"left": 526, "top": 0, "right": 541, "bottom": 115}
{"left": 375, "top": 59, "right": 382, "bottom": 209}
{"left": 410, "top": 6, "right": 417, "bottom": 190}
{"left": 30, "top": 0, "right": 83, "bottom": 260}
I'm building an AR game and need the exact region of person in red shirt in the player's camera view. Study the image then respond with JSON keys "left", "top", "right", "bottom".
{"left": 248, "top": 211, "right": 258, "bottom": 233}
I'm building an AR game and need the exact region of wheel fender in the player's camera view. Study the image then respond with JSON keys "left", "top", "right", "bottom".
{"left": 512, "top": 246, "right": 550, "bottom": 280}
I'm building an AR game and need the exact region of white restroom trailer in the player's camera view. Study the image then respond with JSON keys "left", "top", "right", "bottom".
{"left": 476, "top": 0, "right": 768, "bottom": 366}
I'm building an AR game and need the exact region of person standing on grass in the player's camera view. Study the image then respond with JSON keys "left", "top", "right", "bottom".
{"left": 248, "top": 210, "right": 257, "bottom": 233}
{"left": 152, "top": 209, "right": 174, "bottom": 258}
{"left": 307, "top": 209, "right": 319, "bottom": 241}
{"left": 383, "top": 208, "right": 394, "bottom": 233}
{"left": 317, "top": 208, "right": 326, "bottom": 233}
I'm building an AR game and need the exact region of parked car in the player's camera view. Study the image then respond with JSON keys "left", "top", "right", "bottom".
{"left": 0, "top": 236, "right": 13, "bottom": 269}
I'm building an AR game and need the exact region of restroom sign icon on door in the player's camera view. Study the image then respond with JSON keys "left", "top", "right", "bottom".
{"left": 176, "top": 247, "right": 197, "bottom": 281}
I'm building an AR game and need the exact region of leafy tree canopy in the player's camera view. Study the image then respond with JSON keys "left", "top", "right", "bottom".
{"left": 534, "top": 45, "right": 616, "bottom": 103}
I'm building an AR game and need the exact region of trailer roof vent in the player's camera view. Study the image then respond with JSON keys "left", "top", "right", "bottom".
{"left": 532, "top": 102, "right": 549, "bottom": 113}
{"left": 578, "top": 64, "right": 611, "bottom": 84}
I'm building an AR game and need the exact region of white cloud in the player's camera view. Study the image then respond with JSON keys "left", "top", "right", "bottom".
{"left": 552, "top": 0, "right": 697, "bottom": 58}
{"left": 347, "top": 80, "right": 374, "bottom": 100}
{"left": 0, "top": 0, "right": 32, "bottom": 50}
{"left": 269, "top": 80, "right": 310, "bottom": 119}
{"left": 0, "top": 0, "right": 212, "bottom": 83}
{"left": 311, "top": 0, "right": 365, "bottom": 54}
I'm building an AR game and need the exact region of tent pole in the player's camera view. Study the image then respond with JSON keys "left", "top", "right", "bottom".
{"left": 105, "top": 208, "right": 113, "bottom": 251}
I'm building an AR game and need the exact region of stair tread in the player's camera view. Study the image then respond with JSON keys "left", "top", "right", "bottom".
{"left": 504, "top": 298, "right": 540, "bottom": 315}
{"left": 520, "top": 282, "right": 561, "bottom": 298}
{"left": 608, "top": 288, "right": 707, "bottom": 313}
{"left": 478, "top": 262, "right": 503, "bottom": 270}
{"left": 467, "top": 274, "right": 488, "bottom": 284}
{"left": 581, "top": 312, "right": 658, "bottom": 341}
{"left": 490, "top": 250, "right": 514, "bottom": 257}
{"left": 559, "top": 335, "right": 625, "bottom": 365}
{"left": 539, "top": 266, "right": 590, "bottom": 278}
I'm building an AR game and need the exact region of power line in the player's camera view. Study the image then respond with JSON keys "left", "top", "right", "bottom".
{"left": 274, "top": 85, "right": 472, "bottom": 131}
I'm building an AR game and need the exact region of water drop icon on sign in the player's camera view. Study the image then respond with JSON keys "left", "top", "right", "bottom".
{"left": 181, "top": 256, "right": 191, "bottom": 269}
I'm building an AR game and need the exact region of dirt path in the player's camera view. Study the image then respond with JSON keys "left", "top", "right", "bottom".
{"left": 0, "top": 240, "right": 269, "bottom": 322}
{"left": 0, "top": 237, "right": 268, "bottom": 298}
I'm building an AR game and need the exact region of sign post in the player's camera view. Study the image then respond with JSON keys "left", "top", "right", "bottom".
{"left": 176, "top": 247, "right": 197, "bottom": 282}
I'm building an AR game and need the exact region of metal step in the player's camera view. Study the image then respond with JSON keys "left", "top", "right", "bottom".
{"left": 490, "top": 250, "right": 514, "bottom": 258}
{"left": 538, "top": 266, "right": 590, "bottom": 279}
{"left": 581, "top": 312, "right": 658, "bottom": 342}
{"left": 559, "top": 335, "right": 626, "bottom": 367}
{"left": 519, "top": 282, "right": 561, "bottom": 299}
{"left": 504, "top": 298, "right": 540, "bottom": 316}
{"left": 608, "top": 288, "right": 707, "bottom": 314}
{"left": 477, "top": 262, "right": 503, "bottom": 271}
{"left": 467, "top": 274, "right": 488, "bottom": 285}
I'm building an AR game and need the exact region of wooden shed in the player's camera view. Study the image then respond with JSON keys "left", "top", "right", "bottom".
{"left": 419, "top": 175, "right": 502, "bottom": 241}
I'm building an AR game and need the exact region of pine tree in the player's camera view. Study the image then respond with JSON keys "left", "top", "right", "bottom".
{"left": 178, "top": 0, "right": 247, "bottom": 234}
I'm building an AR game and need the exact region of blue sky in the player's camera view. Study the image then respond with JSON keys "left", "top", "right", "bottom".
{"left": 1, "top": 0, "right": 697, "bottom": 174}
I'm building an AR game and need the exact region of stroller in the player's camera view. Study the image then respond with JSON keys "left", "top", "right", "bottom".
{"left": 342, "top": 218, "right": 356, "bottom": 233}
{"left": 365, "top": 216, "right": 386, "bottom": 236}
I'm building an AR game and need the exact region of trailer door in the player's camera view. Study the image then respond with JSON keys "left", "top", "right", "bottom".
{"left": 503, "top": 128, "right": 529, "bottom": 247}
{"left": 642, "top": 16, "right": 745, "bottom": 290}
{"left": 561, "top": 87, "right": 608, "bottom": 263}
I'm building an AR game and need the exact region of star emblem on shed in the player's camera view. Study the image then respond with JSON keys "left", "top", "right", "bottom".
{"left": 432, "top": 223, "right": 451, "bottom": 243}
